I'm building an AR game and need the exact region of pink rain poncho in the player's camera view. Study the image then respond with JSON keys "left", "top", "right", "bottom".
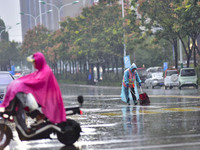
{"left": 0, "top": 52, "right": 66, "bottom": 123}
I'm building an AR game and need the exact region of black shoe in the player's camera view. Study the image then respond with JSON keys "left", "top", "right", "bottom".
{"left": 134, "top": 100, "right": 138, "bottom": 105}
{"left": 127, "top": 98, "right": 130, "bottom": 105}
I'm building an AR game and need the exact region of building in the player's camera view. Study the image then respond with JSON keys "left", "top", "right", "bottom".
{"left": 19, "top": 0, "right": 94, "bottom": 41}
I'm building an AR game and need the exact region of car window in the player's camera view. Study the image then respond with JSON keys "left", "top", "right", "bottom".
{"left": 137, "top": 69, "right": 147, "bottom": 76}
{"left": 181, "top": 69, "right": 195, "bottom": 76}
{"left": 0, "top": 74, "right": 13, "bottom": 84}
{"left": 153, "top": 72, "right": 163, "bottom": 77}
{"left": 157, "top": 68, "right": 163, "bottom": 72}
{"left": 166, "top": 70, "right": 178, "bottom": 76}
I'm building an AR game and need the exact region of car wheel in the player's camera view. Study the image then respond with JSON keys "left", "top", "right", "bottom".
{"left": 151, "top": 84, "right": 154, "bottom": 89}
{"left": 196, "top": 85, "right": 198, "bottom": 89}
{"left": 170, "top": 86, "right": 173, "bottom": 89}
{"left": 165, "top": 86, "right": 167, "bottom": 90}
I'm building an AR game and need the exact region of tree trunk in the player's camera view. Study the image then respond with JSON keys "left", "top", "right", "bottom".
{"left": 112, "top": 57, "right": 114, "bottom": 72}
{"left": 173, "top": 39, "right": 178, "bottom": 69}
{"left": 91, "top": 64, "right": 94, "bottom": 83}
{"left": 115, "top": 57, "right": 119, "bottom": 75}
{"left": 179, "top": 36, "right": 192, "bottom": 68}
{"left": 69, "top": 61, "right": 72, "bottom": 74}
{"left": 107, "top": 61, "right": 109, "bottom": 74}
{"left": 97, "top": 63, "right": 100, "bottom": 81}
{"left": 194, "top": 48, "right": 197, "bottom": 67}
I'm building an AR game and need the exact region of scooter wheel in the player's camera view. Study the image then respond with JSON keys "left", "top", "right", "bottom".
{"left": 57, "top": 119, "right": 81, "bottom": 146}
{"left": 0, "top": 124, "right": 13, "bottom": 149}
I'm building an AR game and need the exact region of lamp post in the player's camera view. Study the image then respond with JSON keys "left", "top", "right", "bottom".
{"left": 20, "top": 10, "right": 52, "bottom": 26}
{"left": 0, "top": 29, "right": 5, "bottom": 41}
{"left": 39, "top": 0, "right": 79, "bottom": 29}
{"left": 0, "top": 23, "right": 20, "bottom": 41}
{"left": 121, "top": 0, "right": 126, "bottom": 57}
{"left": 179, "top": 39, "right": 183, "bottom": 68}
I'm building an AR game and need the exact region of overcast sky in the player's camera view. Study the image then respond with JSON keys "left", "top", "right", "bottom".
{"left": 0, "top": 0, "right": 22, "bottom": 42}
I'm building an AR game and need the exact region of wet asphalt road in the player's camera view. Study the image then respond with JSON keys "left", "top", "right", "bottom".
{"left": 5, "top": 84, "right": 200, "bottom": 150}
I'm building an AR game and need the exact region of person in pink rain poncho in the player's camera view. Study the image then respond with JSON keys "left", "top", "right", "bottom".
{"left": 0, "top": 52, "right": 66, "bottom": 124}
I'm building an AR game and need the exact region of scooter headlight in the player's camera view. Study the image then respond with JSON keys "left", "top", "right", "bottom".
{"left": 0, "top": 107, "right": 5, "bottom": 112}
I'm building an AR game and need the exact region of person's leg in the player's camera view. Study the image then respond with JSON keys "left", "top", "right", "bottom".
{"left": 130, "top": 87, "right": 137, "bottom": 105}
{"left": 124, "top": 87, "right": 130, "bottom": 105}
{"left": 16, "top": 93, "right": 45, "bottom": 127}
{"left": 15, "top": 98, "right": 28, "bottom": 131}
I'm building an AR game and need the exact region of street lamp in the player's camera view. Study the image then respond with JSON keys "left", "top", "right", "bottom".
{"left": 0, "top": 23, "right": 20, "bottom": 41}
{"left": 20, "top": 10, "right": 52, "bottom": 26}
{"left": 121, "top": 0, "right": 126, "bottom": 57}
{"left": 39, "top": 0, "right": 79, "bottom": 28}
{"left": 0, "top": 29, "right": 6, "bottom": 41}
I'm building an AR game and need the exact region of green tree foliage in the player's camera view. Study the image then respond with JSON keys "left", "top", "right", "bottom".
{"left": 59, "top": 2, "right": 124, "bottom": 72}
{"left": 0, "top": 41, "right": 21, "bottom": 70}
{"left": 22, "top": 25, "right": 50, "bottom": 56}
{"left": 0, "top": 19, "right": 9, "bottom": 41}
{"left": 173, "top": 0, "right": 200, "bottom": 67}
{"left": 21, "top": 0, "right": 193, "bottom": 82}
{"left": 0, "top": 19, "right": 20, "bottom": 70}
{"left": 133, "top": 0, "right": 200, "bottom": 68}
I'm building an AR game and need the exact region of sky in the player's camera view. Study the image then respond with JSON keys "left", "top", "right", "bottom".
{"left": 0, "top": 0, "right": 22, "bottom": 42}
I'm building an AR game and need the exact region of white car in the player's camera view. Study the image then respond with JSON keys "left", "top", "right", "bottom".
{"left": 164, "top": 69, "right": 179, "bottom": 89}
{"left": 0, "top": 71, "right": 15, "bottom": 103}
{"left": 144, "top": 72, "right": 164, "bottom": 89}
{"left": 179, "top": 68, "right": 198, "bottom": 89}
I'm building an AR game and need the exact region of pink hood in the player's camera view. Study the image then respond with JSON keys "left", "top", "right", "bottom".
{"left": 0, "top": 52, "right": 66, "bottom": 123}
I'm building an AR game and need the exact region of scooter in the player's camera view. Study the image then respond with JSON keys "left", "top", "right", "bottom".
{"left": 0, "top": 94, "right": 84, "bottom": 149}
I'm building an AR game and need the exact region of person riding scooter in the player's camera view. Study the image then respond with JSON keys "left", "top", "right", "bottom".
{"left": 0, "top": 52, "right": 66, "bottom": 133}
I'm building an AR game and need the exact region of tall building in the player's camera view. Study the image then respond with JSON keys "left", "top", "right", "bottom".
{"left": 19, "top": 0, "right": 93, "bottom": 41}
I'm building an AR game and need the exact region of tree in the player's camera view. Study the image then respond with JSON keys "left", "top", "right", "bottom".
{"left": 21, "top": 25, "right": 50, "bottom": 56}
{"left": 173, "top": 0, "right": 200, "bottom": 67}
{"left": 0, "top": 18, "right": 9, "bottom": 41}
{"left": 58, "top": 2, "right": 124, "bottom": 78}
{"left": 132, "top": 0, "right": 200, "bottom": 68}
{"left": 0, "top": 41, "right": 21, "bottom": 70}
{"left": 129, "top": 0, "right": 180, "bottom": 68}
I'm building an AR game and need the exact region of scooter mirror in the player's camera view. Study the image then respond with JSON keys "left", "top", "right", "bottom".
{"left": 77, "top": 95, "right": 84, "bottom": 107}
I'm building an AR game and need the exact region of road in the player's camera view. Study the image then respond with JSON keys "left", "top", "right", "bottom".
{"left": 5, "top": 84, "right": 200, "bottom": 150}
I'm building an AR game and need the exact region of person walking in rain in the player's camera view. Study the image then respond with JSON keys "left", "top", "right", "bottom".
{"left": 121, "top": 63, "right": 142, "bottom": 105}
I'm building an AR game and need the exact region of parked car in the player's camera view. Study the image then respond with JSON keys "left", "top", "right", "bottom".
{"left": 0, "top": 71, "right": 14, "bottom": 103}
{"left": 146, "top": 67, "right": 163, "bottom": 73}
{"left": 164, "top": 69, "right": 179, "bottom": 89}
{"left": 179, "top": 68, "right": 198, "bottom": 90}
{"left": 144, "top": 72, "right": 164, "bottom": 89}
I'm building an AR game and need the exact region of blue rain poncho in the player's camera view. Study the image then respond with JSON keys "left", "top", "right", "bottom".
{"left": 120, "top": 63, "right": 141, "bottom": 104}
